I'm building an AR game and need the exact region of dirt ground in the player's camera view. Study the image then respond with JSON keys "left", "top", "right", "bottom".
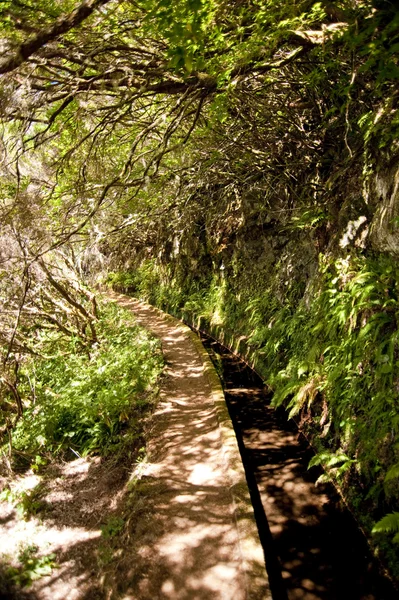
{"left": 0, "top": 294, "right": 265, "bottom": 600}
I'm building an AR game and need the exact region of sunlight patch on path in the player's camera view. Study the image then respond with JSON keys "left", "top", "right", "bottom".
{"left": 109, "top": 293, "right": 270, "bottom": 600}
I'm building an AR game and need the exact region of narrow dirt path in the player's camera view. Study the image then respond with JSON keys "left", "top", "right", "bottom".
{"left": 109, "top": 293, "right": 269, "bottom": 600}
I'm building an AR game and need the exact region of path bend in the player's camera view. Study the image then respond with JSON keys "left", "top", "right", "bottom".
{"left": 108, "top": 292, "right": 270, "bottom": 600}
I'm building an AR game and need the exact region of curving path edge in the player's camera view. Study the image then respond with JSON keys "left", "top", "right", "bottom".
{"left": 107, "top": 292, "right": 270, "bottom": 600}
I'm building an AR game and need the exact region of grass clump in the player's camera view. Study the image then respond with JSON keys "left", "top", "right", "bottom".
{"left": 0, "top": 483, "right": 46, "bottom": 520}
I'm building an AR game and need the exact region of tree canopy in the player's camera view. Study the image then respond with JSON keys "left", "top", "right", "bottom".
{"left": 1, "top": 0, "right": 397, "bottom": 248}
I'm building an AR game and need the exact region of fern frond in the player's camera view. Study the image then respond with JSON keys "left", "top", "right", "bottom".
{"left": 308, "top": 451, "right": 351, "bottom": 469}
{"left": 385, "top": 463, "right": 399, "bottom": 483}
{"left": 308, "top": 452, "right": 332, "bottom": 469}
{"left": 272, "top": 380, "right": 300, "bottom": 407}
{"left": 372, "top": 513, "right": 399, "bottom": 535}
{"left": 326, "top": 453, "right": 351, "bottom": 468}
{"left": 315, "top": 473, "right": 331, "bottom": 486}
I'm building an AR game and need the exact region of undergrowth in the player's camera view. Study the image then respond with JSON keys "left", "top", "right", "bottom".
{"left": 1, "top": 301, "right": 163, "bottom": 465}
{"left": 107, "top": 251, "right": 399, "bottom": 575}
{"left": 1, "top": 544, "right": 57, "bottom": 589}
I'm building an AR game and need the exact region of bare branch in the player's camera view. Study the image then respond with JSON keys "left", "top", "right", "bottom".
{"left": 0, "top": 0, "right": 114, "bottom": 75}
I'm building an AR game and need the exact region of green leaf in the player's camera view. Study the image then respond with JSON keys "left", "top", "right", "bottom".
{"left": 372, "top": 513, "right": 399, "bottom": 535}
{"left": 385, "top": 463, "right": 399, "bottom": 483}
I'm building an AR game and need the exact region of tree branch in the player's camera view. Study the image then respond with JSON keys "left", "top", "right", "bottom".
{"left": 0, "top": 0, "right": 114, "bottom": 75}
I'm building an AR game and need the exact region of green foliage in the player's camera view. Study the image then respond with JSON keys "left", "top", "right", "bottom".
{"left": 373, "top": 513, "right": 399, "bottom": 544}
{"left": 0, "top": 0, "right": 76, "bottom": 38}
{"left": 127, "top": 251, "right": 399, "bottom": 510}
{"left": 2, "top": 544, "right": 57, "bottom": 588}
{"left": 6, "top": 302, "right": 163, "bottom": 459}
{"left": 2, "top": 0, "right": 399, "bottom": 583}
{"left": 288, "top": 208, "right": 329, "bottom": 231}
{"left": 109, "top": 264, "right": 232, "bottom": 331}
{"left": 355, "top": 7, "right": 399, "bottom": 90}
{"left": 100, "top": 516, "right": 125, "bottom": 539}
{"left": 137, "top": 0, "right": 333, "bottom": 77}
{"left": 385, "top": 463, "right": 399, "bottom": 485}
{"left": 106, "top": 271, "right": 140, "bottom": 293}
{"left": 141, "top": 0, "right": 218, "bottom": 72}
{"left": 308, "top": 451, "right": 357, "bottom": 485}
{"left": 265, "top": 254, "right": 399, "bottom": 502}
{"left": 0, "top": 483, "right": 45, "bottom": 520}
{"left": 371, "top": 462, "right": 399, "bottom": 545}
{"left": 97, "top": 544, "right": 115, "bottom": 567}
{"left": 97, "top": 516, "right": 126, "bottom": 567}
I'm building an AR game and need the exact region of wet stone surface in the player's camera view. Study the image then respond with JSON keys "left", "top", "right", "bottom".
{"left": 200, "top": 334, "right": 398, "bottom": 600}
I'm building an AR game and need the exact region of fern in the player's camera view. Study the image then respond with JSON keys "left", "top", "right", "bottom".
{"left": 372, "top": 513, "right": 399, "bottom": 543}
{"left": 372, "top": 461, "right": 399, "bottom": 544}
{"left": 385, "top": 463, "right": 399, "bottom": 483}
{"left": 308, "top": 451, "right": 356, "bottom": 485}
{"left": 308, "top": 451, "right": 352, "bottom": 470}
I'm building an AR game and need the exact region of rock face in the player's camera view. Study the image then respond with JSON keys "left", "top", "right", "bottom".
{"left": 369, "top": 160, "right": 399, "bottom": 254}
{"left": 163, "top": 155, "right": 399, "bottom": 312}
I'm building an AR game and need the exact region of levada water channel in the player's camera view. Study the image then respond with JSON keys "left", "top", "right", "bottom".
{"left": 196, "top": 331, "right": 397, "bottom": 600}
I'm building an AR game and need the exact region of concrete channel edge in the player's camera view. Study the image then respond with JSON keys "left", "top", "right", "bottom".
{"left": 148, "top": 304, "right": 271, "bottom": 600}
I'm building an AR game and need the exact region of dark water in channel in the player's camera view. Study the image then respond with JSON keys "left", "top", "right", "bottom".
{"left": 198, "top": 333, "right": 398, "bottom": 600}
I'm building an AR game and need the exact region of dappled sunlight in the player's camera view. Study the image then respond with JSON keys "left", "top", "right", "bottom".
{"left": 0, "top": 456, "right": 116, "bottom": 600}
{"left": 188, "top": 462, "right": 220, "bottom": 485}
{"left": 2, "top": 291, "right": 394, "bottom": 599}
{"left": 205, "top": 338, "right": 397, "bottom": 600}
{"left": 92, "top": 293, "right": 265, "bottom": 599}
{"left": 165, "top": 367, "right": 203, "bottom": 379}
{"left": 9, "top": 289, "right": 394, "bottom": 599}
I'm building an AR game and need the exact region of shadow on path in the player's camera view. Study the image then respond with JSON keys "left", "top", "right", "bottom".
{"left": 202, "top": 336, "right": 398, "bottom": 600}
{"left": 107, "top": 294, "right": 268, "bottom": 599}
